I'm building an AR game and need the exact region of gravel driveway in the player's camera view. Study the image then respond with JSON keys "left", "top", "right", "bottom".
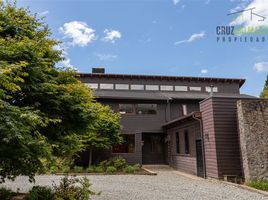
{"left": 1, "top": 165, "right": 267, "bottom": 200}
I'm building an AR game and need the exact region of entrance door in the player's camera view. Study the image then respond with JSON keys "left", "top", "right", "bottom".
{"left": 196, "top": 139, "right": 204, "bottom": 177}
{"left": 142, "top": 134, "right": 165, "bottom": 164}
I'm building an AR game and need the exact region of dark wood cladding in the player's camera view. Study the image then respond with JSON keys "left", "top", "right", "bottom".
{"left": 200, "top": 97, "right": 243, "bottom": 179}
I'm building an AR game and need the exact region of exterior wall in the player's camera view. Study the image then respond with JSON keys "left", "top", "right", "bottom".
{"left": 237, "top": 99, "right": 268, "bottom": 182}
{"left": 170, "top": 100, "right": 200, "bottom": 120}
{"left": 200, "top": 97, "right": 243, "bottom": 179}
{"left": 167, "top": 120, "right": 200, "bottom": 175}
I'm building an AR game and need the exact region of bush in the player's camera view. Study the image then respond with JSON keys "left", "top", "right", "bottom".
{"left": 132, "top": 164, "right": 141, "bottom": 171}
{"left": 99, "top": 160, "right": 111, "bottom": 169}
{"left": 106, "top": 166, "right": 117, "bottom": 174}
{"left": 111, "top": 156, "right": 126, "bottom": 170}
{"left": 247, "top": 180, "right": 268, "bottom": 192}
{"left": 53, "top": 176, "right": 99, "bottom": 200}
{"left": 73, "top": 166, "right": 84, "bottom": 173}
{"left": 86, "top": 166, "right": 95, "bottom": 173}
{"left": 123, "top": 165, "right": 136, "bottom": 174}
{"left": 61, "top": 166, "right": 70, "bottom": 173}
{"left": 0, "top": 187, "right": 15, "bottom": 200}
{"left": 94, "top": 166, "right": 105, "bottom": 173}
{"left": 25, "top": 186, "right": 54, "bottom": 200}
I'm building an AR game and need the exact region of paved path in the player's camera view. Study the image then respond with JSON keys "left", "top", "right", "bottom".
{"left": 1, "top": 165, "right": 267, "bottom": 200}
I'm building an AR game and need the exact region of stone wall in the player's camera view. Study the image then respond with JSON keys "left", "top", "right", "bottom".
{"left": 237, "top": 99, "right": 268, "bottom": 182}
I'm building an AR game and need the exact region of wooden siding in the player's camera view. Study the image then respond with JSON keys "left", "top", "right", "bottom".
{"left": 200, "top": 98, "right": 219, "bottom": 178}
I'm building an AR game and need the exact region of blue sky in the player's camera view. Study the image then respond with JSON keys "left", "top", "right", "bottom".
{"left": 17, "top": 0, "right": 268, "bottom": 96}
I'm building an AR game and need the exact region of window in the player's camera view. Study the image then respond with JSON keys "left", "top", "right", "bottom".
{"left": 151, "top": 135, "right": 161, "bottom": 153}
{"left": 182, "top": 104, "right": 187, "bottom": 116}
{"left": 176, "top": 132, "right": 180, "bottom": 154}
{"left": 205, "top": 86, "right": 218, "bottom": 93}
{"left": 189, "top": 87, "right": 201, "bottom": 91}
{"left": 100, "top": 83, "right": 114, "bottom": 90}
{"left": 130, "top": 84, "right": 144, "bottom": 90}
{"left": 112, "top": 134, "right": 135, "bottom": 153}
{"left": 85, "top": 83, "right": 98, "bottom": 89}
{"left": 184, "top": 130, "right": 190, "bottom": 154}
{"left": 160, "top": 85, "right": 173, "bottom": 91}
{"left": 145, "top": 85, "right": 159, "bottom": 91}
{"left": 119, "top": 104, "right": 134, "bottom": 114}
{"left": 175, "top": 86, "right": 188, "bottom": 91}
{"left": 136, "top": 104, "right": 157, "bottom": 115}
{"left": 115, "top": 84, "right": 129, "bottom": 90}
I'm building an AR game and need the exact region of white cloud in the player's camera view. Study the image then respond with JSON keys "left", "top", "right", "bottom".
{"left": 205, "top": 0, "right": 211, "bottom": 5}
{"left": 38, "top": 10, "right": 49, "bottom": 17}
{"left": 95, "top": 53, "right": 118, "bottom": 61}
{"left": 230, "top": 0, "right": 268, "bottom": 27}
{"left": 173, "top": 0, "right": 181, "bottom": 5}
{"left": 59, "top": 21, "right": 96, "bottom": 47}
{"left": 174, "top": 31, "right": 206, "bottom": 45}
{"left": 102, "top": 29, "right": 121, "bottom": 43}
{"left": 254, "top": 62, "right": 268, "bottom": 72}
{"left": 201, "top": 69, "right": 208, "bottom": 74}
{"left": 54, "top": 44, "right": 76, "bottom": 70}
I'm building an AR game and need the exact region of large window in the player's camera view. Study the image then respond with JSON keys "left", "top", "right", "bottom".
{"left": 176, "top": 132, "right": 180, "bottom": 154}
{"left": 119, "top": 104, "right": 134, "bottom": 114}
{"left": 182, "top": 104, "right": 187, "bottom": 116}
{"left": 184, "top": 130, "right": 190, "bottom": 154}
{"left": 112, "top": 134, "right": 135, "bottom": 153}
{"left": 136, "top": 104, "right": 157, "bottom": 115}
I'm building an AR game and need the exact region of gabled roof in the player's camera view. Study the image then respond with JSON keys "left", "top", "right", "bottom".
{"left": 79, "top": 73, "right": 246, "bottom": 87}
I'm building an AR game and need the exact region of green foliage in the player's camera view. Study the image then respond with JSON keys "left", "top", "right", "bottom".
{"left": 0, "top": 1, "right": 121, "bottom": 181}
{"left": 123, "top": 165, "right": 140, "bottom": 174}
{"left": 86, "top": 166, "right": 95, "bottom": 173}
{"left": 94, "top": 166, "right": 105, "bottom": 173}
{"left": 53, "top": 176, "right": 99, "bottom": 200}
{"left": 73, "top": 166, "right": 84, "bottom": 173}
{"left": 0, "top": 187, "right": 15, "bottom": 200}
{"left": 25, "top": 186, "right": 54, "bottom": 200}
{"left": 111, "top": 156, "right": 126, "bottom": 170}
{"left": 132, "top": 164, "right": 141, "bottom": 171}
{"left": 106, "top": 166, "right": 117, "bottom": 174}
{"left": 260, "top": 75, "right": 268, "bottom": 97}
{"left": 247, "top": 180, "right": 268, "bottom": 192}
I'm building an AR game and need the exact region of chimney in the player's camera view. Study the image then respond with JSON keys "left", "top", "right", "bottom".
{"left": 92, "top": 67, "right": 105, "bottom": 74}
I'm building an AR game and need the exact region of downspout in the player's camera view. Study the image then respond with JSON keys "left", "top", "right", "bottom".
{"left": 193, "top": 114, "right": 207, "bottom": 179}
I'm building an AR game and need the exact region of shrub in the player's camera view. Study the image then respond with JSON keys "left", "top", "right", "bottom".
{"left": 86, "top": 166, "right": 95, "bottom": 173}
{"left": 106, "top": 166, "right": 117, "bottom": 174}
{"left": 53, "top": 176, "right": 99, "bottom": 200}
{"left": 123, "top": 165, "right": 136, "bottom": 174}
{"left": 61, "top": 166, "right": 70, "bottom": 173}
{"left": 0, "top": 187, "right": 15, "bottom": 200}
{"left": 132, "top": 164, "right": 141, "bottom": 171}
{"left": 111, "top": 156, "right": 126, "bottom": 170}
{"left": 94, "top": 166, "right": 105, "bottom": 173}
{"left": 247, "top": 180, "right": 268, "bottom": 192}
{"left": 25, "top": 186, "right": 54, "bottom": 200}
{"left": 99, "top": 160, "right": 111, "bottom": 169}
{"left": 73, "top": 166, "right": 84, "bottom": 173}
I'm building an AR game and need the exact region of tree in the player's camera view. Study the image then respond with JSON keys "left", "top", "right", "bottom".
{"left": 0, "top": 1, "right": 121, "bottom": 182}
{"left": 260, "top": 75, "right": 268, "bottom": 98}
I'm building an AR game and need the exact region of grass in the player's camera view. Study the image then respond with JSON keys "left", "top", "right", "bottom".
{"left": 247, "top": 180, "right": 268, "bottom": 192}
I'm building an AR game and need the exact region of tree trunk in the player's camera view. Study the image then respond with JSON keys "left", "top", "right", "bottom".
{"left": 88, "top": 148, "right": 92, "bottom": 167}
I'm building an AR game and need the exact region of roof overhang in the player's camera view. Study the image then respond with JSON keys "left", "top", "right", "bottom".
{"left": 163, "top": 112, "right": 201, "bottom": 129}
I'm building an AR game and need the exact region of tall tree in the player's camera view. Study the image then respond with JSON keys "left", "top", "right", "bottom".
{"left": 260, "top": 75, "right": 268, "bottom": 98}
{"left": 0, "top": 1, "right": 121, "bottom": 182}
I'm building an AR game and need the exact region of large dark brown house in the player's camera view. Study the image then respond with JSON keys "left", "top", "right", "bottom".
{"left": 79, "top": 68, "right": 256, "bottom": 179}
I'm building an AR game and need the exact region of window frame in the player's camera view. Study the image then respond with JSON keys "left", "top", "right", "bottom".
{"left": 184, "top": 130, "right": 190, "bottom": 154}
{"left": 119, "top": 104, "right": 135, "bottom": 115}
{"left": 176, "top": 132, "right": 180, "bottom": 154}
{"left": 112, "top": 134, "right": 136, "bottom": 154}
{"left": 135, "top": 104, "right": 158, "bottom": 115}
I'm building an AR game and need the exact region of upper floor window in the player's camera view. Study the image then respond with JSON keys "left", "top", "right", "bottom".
{"left": 130, "top": 84, "right": 144, "bottom": 90}
{"left": 205, "top": 86, "right": 218, "bottom": 93}
{"left": 119, "top": 104, "right": 134, "bottom": 114}
{"left": 160, "top": 85, "right": 173, "bottom": 91}
{"left": 182, "top": 104, "right": 187, "bottom": 116}
{"left": 175, "top": 86, "right": 188, "bottom": 92}
{"left": 85, "top": 83, "right": 98, "bottom": 89}
{"left": 145, "top": 85, "right": 159, "bottom": 91}
{"left": 115, "top": 84, "right": 129, "bottom": 90}
{"left": 136, "top": 104, "right": 157, "bottom": 115}
{"left": 189, "top": 87, "right": 201, "bottom": 92}
{"left": 184, "top": 130, "right": 190, "bottom": 154}
{"left": 100, "top": 83, "right": 114, "bottom": 90}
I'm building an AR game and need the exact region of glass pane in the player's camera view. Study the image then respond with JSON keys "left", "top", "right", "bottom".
{"left": 160, "top": 85, "right": 173, "bottom": 91}
{"left": 85, "top": 83, "right": 98, "bottom": 89}
{"left": 115, "top": 84, "right": 129, "bottom": 90}
{"left": 136, "top": 104, "right": 157, "bottom": 115}
{"left": 119, "top": 104, "right": 134, "bottom": 114}
{"left": 100, "top": 83, "right": 114, "bottom": 90}
{"left": 130, "top": 84, "right": 144, "bottom": 90}
{"left": 145, "top": 85, "right": 159, "bottom": 91}
{"left": 112, "top": 134, "right": 135, "bottom": 153}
